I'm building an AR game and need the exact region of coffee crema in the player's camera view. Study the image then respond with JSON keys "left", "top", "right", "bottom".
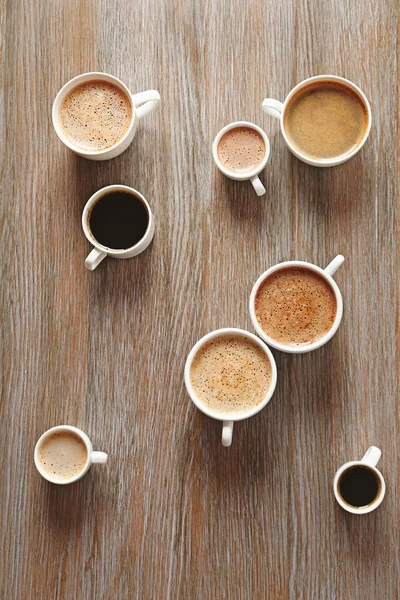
{"left": 254, "top": 267, "right": 337, "bottom": 347}
{"left": 60, "top": 81, "right": 132, "bottom": 151}
{"left": 38, "top": 430, "right": 88, "bottom": 480}
{"left": 217, "top": 127, "right": 265, "bottom": 173}
{"left": 284, "top": 81, "right": 368, "bottom": 160}
{"left": 190, "top": 335, "right": 272, "bottom": 413}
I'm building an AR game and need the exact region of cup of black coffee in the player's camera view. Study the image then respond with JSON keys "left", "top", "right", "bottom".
{"left": 333, "top": 446, "right": 385, "bottom": 514}
{"left": 82, "top": 185, "right": 154, "bottom": 270}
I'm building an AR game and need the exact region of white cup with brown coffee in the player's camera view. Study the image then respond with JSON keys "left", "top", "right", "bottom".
{"left": 262, "top": 75, "right": 371, "bottom": 167}
{"left": 249, "top": 255, "right": 344, "bottom": 353}
{"left": 52, "top": 72, "right": 161, "bottom": 160}
{"left": 212, "top": 121, "right": 270, "bottom": 196}
{"left": 34, "top": 425, "right": 108, "bottom": 485}
{"left": 333, "top": 447, "right": 385, "bottom": 514}
{"left": 184, "top": 328, "right": 277, "bottom": 446}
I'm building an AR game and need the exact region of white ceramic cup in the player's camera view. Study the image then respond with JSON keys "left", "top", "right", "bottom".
{"left": 333, "top": 447, "right": 385, "bottom": 514}
{"left": 262, "top": 75, "right": 371, "bottom": 167}
{"left": 249, "top": 255, "right": 344, "bottom": 354}
{"left": 82, "top": 184, "right": 155, "bottom": 271}
{"left": 212, "top": 121, "right": 270, "bottom": 196}
{"left": 34, "top": 425, "right": 108, "bottom": 485}
{"left": 52, "top": 72, "right": 161, "bottom": 160}
{"left": 184, "top": 328, "right": 277, "bottom": 447}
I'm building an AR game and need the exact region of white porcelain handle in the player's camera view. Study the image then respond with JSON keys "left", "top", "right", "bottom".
{"left": 324, "top": 254, "right": 345, "bottom": 276}
{"left": 361, "top": 446, "right": 381, "bottom": 468}
{"left": 250, "top": 175, "right": 266, "bottom": 196}
{"left": 262, "top": 98, "right": 284, "bottom": 120}
{"left": 85, "top": 248, "right": 107, "bottom": 271}
{"left": 133, "top": 90, "right": 161, "bottom": 120}
{"left": 91, "top": 451, "right": 108, "bottom": 464}
{"left": 222, "top": 421, "right": 234, "bottom": 447}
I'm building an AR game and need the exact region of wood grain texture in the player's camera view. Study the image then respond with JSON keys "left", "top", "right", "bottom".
{"left": 1, "top": 0, "right": 399, "bottom": 598}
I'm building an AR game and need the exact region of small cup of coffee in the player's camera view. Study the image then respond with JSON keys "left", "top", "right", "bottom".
{"left": 184, "top": 328, "right": 277, "bottom": 446}
{"left": 82, "top": 185, "right": 154, "bottom": 270}
{"left": 34, "top": 425, "right": 108, "bottom": 485}
{"left": 333, "top": 447, "right": 385, "bottom": 514}
{"left": 212, "top": 121, "right": 270, "bottom": 196}
{"left": 52, "top": 72, "right": 161, "bottom": 160}
{"left": 249, "top": 255, "right": 344, "bottom": 353}
{"left": 262, "top": 75, "right": 371, "bottom": 167}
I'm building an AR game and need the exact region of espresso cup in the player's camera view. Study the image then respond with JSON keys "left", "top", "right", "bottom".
{"left": 262, "top": 75, "right": 371, "bottom": 167}
{"left": 249, "top": 255, "right": 344, "bottom": 353}
{"left": 82, "top": 185, "right": 155, "bottom": 271}
{"left": 212, "top": 121, "right": 270, "bottom": 196}
{"left": 52, "top": 72, "right": 161, "bottom": 160}
{"left": 34, "top": 425, "right": 108, "bottom": 485}
{"left": 333, "top": 447, "right": 385, "bottom": 514}
{"left": 184, "top": 328, "right": 277, "bottom": 446}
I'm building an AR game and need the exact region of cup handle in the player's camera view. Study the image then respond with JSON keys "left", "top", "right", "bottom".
{"left": 85, "top": 248, "right": 107, "bottom": 271}
{"left": 250, "top": 175, "right": 266, "bottom": 196}
{"left": 324, "top": 254, "right": 345, "bottom": 276}
{"left": 133, "top": 90, "right": 161, "bottom": 120}
{"left": 262, "top": 98, "right": 284, "bottom": 120}
{"left": 222, "top": 421, "right": 234, "bottom": 447}
{"left": 361, "top": 446, "right": 381, "bottom": 468}
{"left": 91, "top": 451, "right": 108, "bottom": 464}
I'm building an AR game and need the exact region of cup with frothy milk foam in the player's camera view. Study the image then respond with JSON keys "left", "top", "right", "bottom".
{"left": 212, "top": 121, "right": 270, "bottom": 196}
{"left": 185, "top": 328, "right": 277, "bottom": 446}
{"left": 34, "top": 425, "right": 107, "bottom": 484}
{"left": 249, "top": 255, "right": 344, "bottom": 354}
{"left": 52, "top": 72, "right": 161, "bottom": 160}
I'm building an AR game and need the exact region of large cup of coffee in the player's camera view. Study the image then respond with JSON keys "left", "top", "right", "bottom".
{"left": 52, "top": 72, "right": 160, "bottom": 160}
{"left": 184, "top": 328, "right": 277, "bottom": 446}
{"left": 262, "top": 75, "right": 371, "bottom": 167}
{"left": 249, "top": 255, "right": 344, "bottom": 353}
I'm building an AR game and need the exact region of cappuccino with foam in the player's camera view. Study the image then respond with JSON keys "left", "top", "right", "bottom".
{"left": 190, "top": 334, "right": 272, "bottom": 413}
{"left": 60, "top": 80, "right": 132, "bottom": 151}
{"left": 37, "top": 430, "right": 88, "bottom": 481}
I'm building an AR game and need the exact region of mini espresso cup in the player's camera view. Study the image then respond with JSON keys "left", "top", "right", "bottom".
{"left": 333, "top": 447, "right": 385, "bottom": 514}
{"left": 249, "top": 255, "right": 344, "bottom": 353}
{"left": 52, "top": 72, "right": 161, "bottom": 160}
{"left": 262, "top": 75, "right": 371, "bottom": 167}
{"left": 34, "top": 425, "right": 108, "bottom": 485}
{"left": 184, "top": 328, "right": 277, "bottom": 447}
{"left": 82, "top": 185, "right": 155, "bottom": 271}
{"left": 212, "top": 121, "right": 270, "bottom": 196}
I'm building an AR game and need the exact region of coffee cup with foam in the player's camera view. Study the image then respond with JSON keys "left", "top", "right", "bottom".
{"left": 212, "top": 121, "right": 270, "bottom": 196}
{"left": 184, "top": 328, "right": 277, "bottom": 446}
{"left": 52, "top": 72, "right": 160, "bottom": 161}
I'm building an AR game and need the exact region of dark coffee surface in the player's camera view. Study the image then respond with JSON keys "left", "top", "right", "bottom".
{"left": 89, "top": 191, "right": 149, "bottom": 250}
{"left": 339, "top": 466, "right": 379, "bottom": 507}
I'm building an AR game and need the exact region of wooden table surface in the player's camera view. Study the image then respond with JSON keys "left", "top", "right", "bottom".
{"left": 1, "top": 0, "right": 399, "bottom": 598}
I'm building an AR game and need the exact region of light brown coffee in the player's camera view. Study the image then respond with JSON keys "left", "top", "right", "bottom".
{"left": 217, "top": 127, "right": 266, "bottom": 173}
{"left": 190, "top": 334, "right": 272, "bottom": 413}
{"left": 60, "top": 81, "right": 132, "bottom": 151}
{"left": 38, "top": 430, "right": 88, "bottom": 480}
{"left": 254, "top": 267, "right": 337, "bottom": 347}
{"left": 284, "top": 81, "right": 368, "bottom": 160}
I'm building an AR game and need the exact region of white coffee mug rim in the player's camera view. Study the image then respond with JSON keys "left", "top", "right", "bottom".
{"left": 212, "top": 121, "right": 271, "bottom": 180}
{"left": 249, "top": 260, "right": 343, "bottom": 353}
{"left": 34, "top": 425, "right": 92, "bottom": 485}
{"left": 184, "top": 327, "right": 277, "bottom": 422}
{"left": 82, "top": 185, "right": 153, "bottom": 255}
{"left": 280, "top": 75, "right": 372, "bottom": 166}
{"left": 52, "top": 72, "right": 136, "bottom": 156}
{"left": 333, "top": 460, "right": 386, "bottom": 514}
